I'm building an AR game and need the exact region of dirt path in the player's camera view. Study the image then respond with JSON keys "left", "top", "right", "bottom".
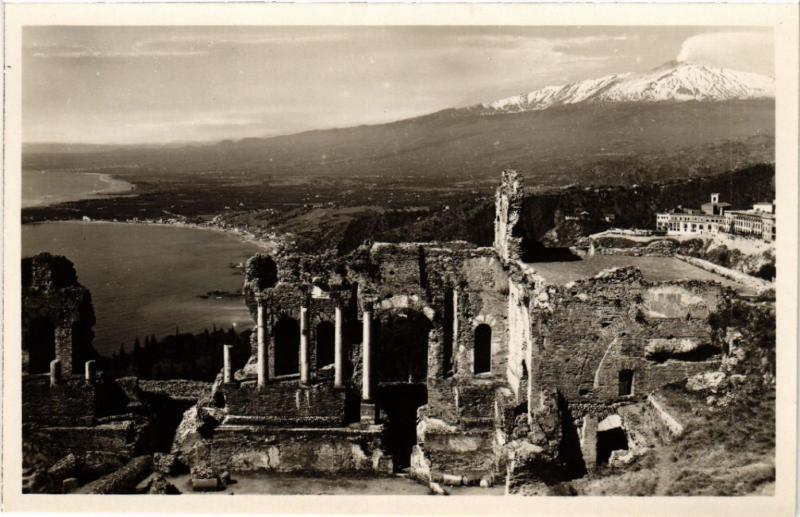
{"left": 653, "top": 444, "right": 677, "bottom": 496}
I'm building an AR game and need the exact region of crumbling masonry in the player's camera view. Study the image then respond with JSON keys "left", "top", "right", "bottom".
{"left": 190, "top": 170, "right": 730, "bottom": 487}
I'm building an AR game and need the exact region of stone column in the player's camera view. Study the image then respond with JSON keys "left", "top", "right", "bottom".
{"left": 50, "top": 358, "right": 61, "bottom": 387}
{"left": 257, "top": 302, "right": 267, "bottom": 387}
{"left": 299, "top": 306, "right": 310, "bottom": 385}
{"left": 223, "top": 344, "right": 233, "bottom": 383}
{"left": 334, "top": 305, "right": 344, "bottom": 389}
{"left": 84, "top": 360, "right": 96, "bottom": 383}
{"left": 361, "top": 309, "right": 372, "bottom": 401}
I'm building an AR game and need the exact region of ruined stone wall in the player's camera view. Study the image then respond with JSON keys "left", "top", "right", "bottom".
{"left": 494, "top": 170, "right": 525, "bottom": 262}
{"left": 528, "top": 267, "right": 725, "bottom": 421}
{"left": 506, "top": 279, "right": 533, "bottom": 403}
{"left": 200, "top": 426, "right": 391, "bottom": 474}
{"left": 360, "top": 243, "right": 512, "bottom": 405}
{"left": 22, "top": 375, "right": 99, "bottom": 426}
{"left": 23, "top": 422, "right": 139, "bottom": 469}
{"left": 138, "top": 380, "right": 213, "bottom": 402}
{"left": 222, "top": 379, "right": 348, "bottom": 426}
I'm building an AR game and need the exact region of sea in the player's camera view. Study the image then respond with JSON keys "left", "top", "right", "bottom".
{"left": 22, "top": 221, "right": 262, "bottom": 357}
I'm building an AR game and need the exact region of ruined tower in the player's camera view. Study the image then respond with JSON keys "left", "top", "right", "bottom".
{"left": 494, "top": 169, "right": 525, "bottom": 262}
{"left": 21, "top": 253, "right": 96, "bottom": 375}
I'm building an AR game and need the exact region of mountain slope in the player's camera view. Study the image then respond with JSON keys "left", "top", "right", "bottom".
{"left": 480, "top": 61, "right": 774, "bottom": 114}
{"left": 23, "top": 62, "right": 775, "bottom": 186}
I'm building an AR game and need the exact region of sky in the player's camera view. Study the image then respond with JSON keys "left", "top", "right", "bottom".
{"left": 23, "top": 26, "right": 773, "bottom": 145}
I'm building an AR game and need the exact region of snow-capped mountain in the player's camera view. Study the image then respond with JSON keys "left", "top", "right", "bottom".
{"left": 480, "top": 61, "right": 774, "bottom": 114}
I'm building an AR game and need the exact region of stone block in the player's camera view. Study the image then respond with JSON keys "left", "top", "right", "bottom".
{"left": 62, "top": 477, "right": 79, "bottom": 493}
{"left": 360, "top": 402, "right": 378, "bottom": 424}
{"left": 442, "top": 473, "right": 463, "bottom": 486}
{"left": 191, "top": 477, "right": 222, "bottom": 492}
{"left": 429, "top": 481, "right": 448, "bottom": 495}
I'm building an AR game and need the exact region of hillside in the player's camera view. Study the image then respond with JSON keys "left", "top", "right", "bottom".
{"left": 24, "top": 99, "right": 774, "bottom": 187}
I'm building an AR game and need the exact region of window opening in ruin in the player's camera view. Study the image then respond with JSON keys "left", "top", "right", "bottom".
{"left": 26, "top": 317, "right": 56, "bottom": 374}
{"left": 596, "top": 427, "right": 629, "bottom": 465}
{"left": 474, "top": 324, "right": 492, "bottom": 374}
{"left": 618, "top": 369, "right": 634, "bottom": 396}
{"left": 274, "top": 317, "right": 300, "bottom": 375}
{"left": 316, "top": 321, "right": 335, "bottom": 367}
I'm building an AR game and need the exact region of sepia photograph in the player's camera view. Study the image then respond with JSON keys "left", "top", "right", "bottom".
{"left": 2, "top": 3, "right": 798, "bottom": 514}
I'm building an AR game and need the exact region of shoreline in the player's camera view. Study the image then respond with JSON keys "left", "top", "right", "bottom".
{"left": 22, "top": 170, "right": 136, "bottom": 209}
{"left": 23, "top": 218, "right": 279, "bottom": 254}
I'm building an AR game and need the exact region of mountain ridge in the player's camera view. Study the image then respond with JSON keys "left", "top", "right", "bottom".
{"left": 475, "top": 61, "right": 774, "bottom": 115}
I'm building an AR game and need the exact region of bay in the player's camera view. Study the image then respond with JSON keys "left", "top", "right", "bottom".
{"left": 22, "top": 221, "right": 262, "bottom": 356}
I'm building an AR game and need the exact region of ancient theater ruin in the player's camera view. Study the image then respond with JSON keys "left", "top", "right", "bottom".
{"left": 180, "top": 170, "right": 739, "bottom": 489}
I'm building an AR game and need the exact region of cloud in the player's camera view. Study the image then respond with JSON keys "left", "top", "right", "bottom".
{"left": 30, "top": 43, "right": 207, "bottom": 59}
{"left": 133, "top": 31, "right": 352, "bottom": 54}
{"left": 676, "top": 31, "right": 773, "bottom": 74}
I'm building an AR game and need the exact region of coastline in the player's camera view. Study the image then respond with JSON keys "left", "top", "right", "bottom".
{"left": 22, "top": 170, "right": 136, "bottom": 209}
{"left": 23, "top": 218, "right": 279, "bottom": 254}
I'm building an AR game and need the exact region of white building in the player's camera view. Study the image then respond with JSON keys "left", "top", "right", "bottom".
{"left": 656, "top": 194, "right": 776, "bottom": 242}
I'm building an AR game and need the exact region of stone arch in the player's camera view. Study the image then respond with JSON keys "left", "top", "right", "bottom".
{"left": 316, "top": 320, "right": 335, "bottom": 368}
{"left": 474, "top": 323, "right": 492, "bottom": 374}
{"left": 375, "top": 294, "right": 436, "bottom": 322}
{"left": 274, "top": 316, "right": 300, "bottom": 375}
{"left": 473, "top": 313, "right": 498, "bottom": 328}
{"left": 375, "top": 308, "right": 432, "bottom": 383}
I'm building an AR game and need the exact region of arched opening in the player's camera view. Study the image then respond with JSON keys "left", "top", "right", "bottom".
{"left": 376, "top": 310, "right": 431, "bottom": 383}
{"left": 26, "top": 317, "right": 56, "bottom": 374}
{"left": 474, "top": 324, "right": 492, "bottom": 374}
{"left": 316, "top": 321, "right": 335, "bottom": 368}
{"left": 274, "top": 317, "right": 300, "bottom": 376}
{"left": 375, "top": 309, "right": 432, "bottom": 471}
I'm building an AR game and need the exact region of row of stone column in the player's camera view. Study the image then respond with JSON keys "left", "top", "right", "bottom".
{"left": 232, "top": 303, "right": 363, "bottom": 394}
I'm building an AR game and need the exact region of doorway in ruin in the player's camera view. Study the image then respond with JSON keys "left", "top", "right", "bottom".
{"left": 375, "top": 309, "right": 432, "bottom": 471}
{"left": 274, "top": 317, "right": 300, "bottom": 375}
{"left": 26, "top": 317, "right": 56, "bottom": 374}
{"left": 596, "top": 427, "right": 629, "bottom": 465}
